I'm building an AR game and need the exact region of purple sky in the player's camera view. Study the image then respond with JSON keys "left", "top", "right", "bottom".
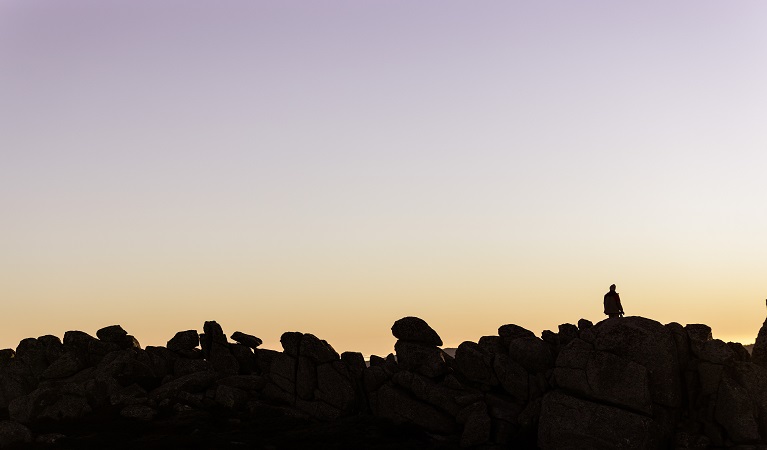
{"left": 2, "top": 1, "right": 767, "bottom": 356}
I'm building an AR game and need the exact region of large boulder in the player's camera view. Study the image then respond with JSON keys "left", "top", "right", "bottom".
{"left": 592, "top": 317, "right": 681, "bottom": 408}
{"left": 538, "top": 390, "right": 660, "bottom": 450}
{"left": 498, "top": 324, "right": 535, "bottom": 347}
{"left": 167, "top": 330, "right": 200, "bottom": 357}
{"left": 454, "top": 341, "right": 497, "bottom": 386}
{"left": 375, "top": 383, "right": 456, "bottom": 434}
{"left": 201, "top": 321, "right": 239, "bottom": 375}
{"left": 391, "top": 317, "right": 443, "bottom": 346}
{"left": 752, "top": 316, "right": 767, "bottom": 367}
{"left": 554, "top": 339, "right": 652, "bottom": 415}
{"left": 394, "top": 341, "right": 447, "bottom": 378}
{"left": 714, "top": 375, "right": 761, "bottom": 443}
{"left": 230, "top": 332, "right": 262, "bottom": 350}
{"left": 507, "top": 336, "right": 554, "bottom": 373}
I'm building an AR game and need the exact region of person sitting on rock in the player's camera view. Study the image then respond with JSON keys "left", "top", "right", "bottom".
{"left": 604, "top": 284, "right": 624, "bottom": 318}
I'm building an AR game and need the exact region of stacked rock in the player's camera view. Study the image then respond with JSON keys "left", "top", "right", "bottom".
{"left": 391, "top": 316, "right": 447, "bottom": 378}
{"left": 264, "top": 332, "right": 356, "bottom": 421}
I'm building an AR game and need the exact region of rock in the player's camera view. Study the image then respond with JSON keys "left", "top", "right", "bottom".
{"left": 368, "top": 355, "right": 386, "bottom": 367}
{"left": 540, "top": 330, "right": 559, "bottom": 348}
{"left": 201, "top": 321, "right": 239, "bottom": 375}
{"left": 457, "top": 402, "right": 491, "bottom": 447}
{"left": 392, "top": 371, "right": 462, "bottom": 416}
{"left": 299, "top": 334, "right": 340, "bottom": 364}
{"left": 538, "top": 390, "right": 660, "bottom": 449}
{"left": 558, "top": 323, "right": 579, "bottom": 347}
{"left": 145, "top": 346, "right": 176, "bottom": 379}
{"left": 753, "top": 316, "right": 767, "bottom": 367}
{"left": 269, "top": 353, "right": 297, "bottom": 398}
{"left": 230, "top": 331, "right": 262, "bottom": 349}
{"left": 14, "top": 338, "right": 49, "bottom": 378}
{"left": 363, "top": 366, "right": 390, "bottom": 394}
{"left": 492, "top": 352, "right": 528, "bottom": 403}
{"left": 41, "top": 352, "right": 84, "bottom": 379}
{"left": 593, "top": 316, "right": 681, "bottom": 408}
{"left": 109, "top": 383, "right": 147, "bottom": 406}
{"left": 695, "top": 339, "right": 735, "bottom": 365}
{"left": 96, "top": 325, "right": 127, "bottom": 343}
{"left": 120, "top": 404, "right": 157, "bottom": 421}
{"left": 255, "top": 348, "right": 278, "bottom": 374}
{"left": 665, "top": 322, "right": 690, "bottom": 371}
{"left": 477, "top": 336, "right": 505, "bottom": 355}
{"left": 167, "top": 330, "right": 200, "bottom": 357}
{"left": 0, "top": 420, "right": 32, "bottom": 448}
{"left": 315, "top": 363, "right": 355, "bottom": 411}
{"left": 149, "top": 371, "right": 218, "bottom": 402}
{"left": 296, "top": 356, "right": 316, "bottom": 401}
{"left": 63, "top": 330, "right": 98, "bottom": 351}
{"left": 37, "top": 335, "right": 64, "bottom": 364}
{"left": 455, "top": 341, "right": 497, "bottom": 386}
{"left": 394, "top": 341, "right": 447, "bottom": 378}
{"left": 229, "top": 343, "right": 257, "bottom": 374}
{"left": 578, "top": 319, "right": 593, "bottom": 331}
{"left": 697, "top": 361, "right": 723, "bottom": 396}
{"left": 686, "top": 324, "right": 713, "bottom": 357}
{"left": 507, "top": 336, "right": 554, "bottom": 373}
{"left": 0, "top": 350, "right": 14, "bottom": 363}
{"left": 554, "top": 340, "right": 652, "bottom": 415}
{"left": 214, "top": 384, "right": 247, "bottom": 410}
{"left": 391, "top": 317, "right": 443, "bottom": 346}
{"left": 498, "top": 324, "right": 535, "bottom": 346}
{"left": 714, "top": 376, "right": 760, "bottom": 443}
{"left": 376, "top": 383, "right": 456, "bottom": 434}
{"left": 280, "top": 332, "right": 303, "bottom": 356}
{"left": 727, "top": 342, "right": 751, "bottom": 362}
{"left": 216, "top": 375, "right": 266, "bottom": 392}
{"left": 174, "top": 358, "right": 210, "bottom": 376}
{"left": 340, "top": 352, "right": 366, "bottom": 374}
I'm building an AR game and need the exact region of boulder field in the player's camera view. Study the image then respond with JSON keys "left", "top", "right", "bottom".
{"left": 0, "top": 315, "right": 766, "bottom": 449}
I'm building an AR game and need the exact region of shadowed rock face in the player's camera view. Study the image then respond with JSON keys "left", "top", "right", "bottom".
{"left": 0, "top": 314, "right": 766, "bottom": 449}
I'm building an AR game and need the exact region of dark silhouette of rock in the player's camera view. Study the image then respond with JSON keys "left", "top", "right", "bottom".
{"left": 167, "top": 330, "right": 200, "bottom": 357}
{"left": 539, "top": 390, "right": 659, "bottom": 449}
{"left": 498, "top": 324, "right": 535, "bottom": 346}
{"left": 375, "top": 383, "right": 456, "bottom": 434}
{"left": 577, "top": 318, "right": 593, "bottom": 331}
{"left": 508, "top": 336, "right": 553, "bottom": 373}
{"left": 391, "top": 317, "right": 443, "bottom": 346}
{"left": 454, "top": 341, "right": 497, "bottom": 386}
{"left": 752, "top": 315, "right": 767, "bottom": 367}
{"left": 394, "top": 341, "right": 447, "bottom": 378}
{"left": 594, "top": 316, "right": 681, "bottom": 409}
{"left": 201, "top": 321, "right": 239, "bottom": 375}
{"left": 557, "top": 323, "right": 578, "bottom": 347}
{"left": 0, "top": 315, "right": 766, "bottom": 449}
{"left": 230, "top": 331, "right": 262, "bottom": 349}
{"left": 457, "top": 401, "right": 491, "bottom": 447}
{"left": 554, "top": 338, "right": 652, "bottom": 414}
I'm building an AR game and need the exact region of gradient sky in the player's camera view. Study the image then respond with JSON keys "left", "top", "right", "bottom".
{"left": 2, "top": 1, "right": 767, "bottom": 357}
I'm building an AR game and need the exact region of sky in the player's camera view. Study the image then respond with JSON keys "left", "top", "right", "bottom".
{"left": 1, "top": 1, "right": 767, "bottom": 357}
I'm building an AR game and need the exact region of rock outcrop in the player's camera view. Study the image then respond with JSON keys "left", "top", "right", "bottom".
{"left": 0, "top": 314, "right": 765, "bottom": 448}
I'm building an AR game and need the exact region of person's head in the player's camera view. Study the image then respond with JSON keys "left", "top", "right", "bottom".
{"left": 609, "top": 284, "right": 616, "bottom": 292}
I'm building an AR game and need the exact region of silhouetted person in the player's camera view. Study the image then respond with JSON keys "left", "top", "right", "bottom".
{"left": 604, "top": 284, "right": 624, "bottom": 318}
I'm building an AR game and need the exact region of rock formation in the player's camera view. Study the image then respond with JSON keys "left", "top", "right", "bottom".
{"left": 0, "top": 316, "right": 765, "bottom": 449}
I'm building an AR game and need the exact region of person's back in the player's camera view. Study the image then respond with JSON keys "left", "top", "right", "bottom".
{"left": 604, "top": 284, "right": 624, "bottom": 318}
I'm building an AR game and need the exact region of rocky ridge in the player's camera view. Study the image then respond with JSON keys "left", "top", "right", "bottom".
{"left": 0, "top": 315, "right": 766, "bottom": 449}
